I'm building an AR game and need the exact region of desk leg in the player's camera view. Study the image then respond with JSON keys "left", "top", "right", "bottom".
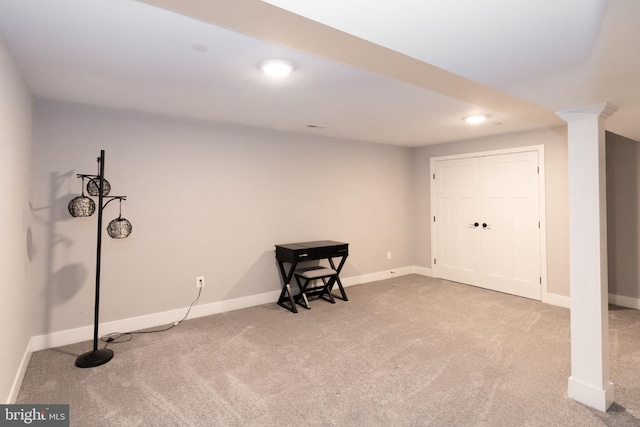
{"left": 276, "top": 261, "right": 298, "bottom": 313}
{"left": 328, "top": 256, "right": 349, "bottom": 301}
{"left": 277, "top": 284, "right": 297, "bottom": 313}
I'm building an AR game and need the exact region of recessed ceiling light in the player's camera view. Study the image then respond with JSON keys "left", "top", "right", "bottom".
{"left": 260, "top": 59, "right": 294, "bottom": 77}
{"left": 464, "top": 114, "right": 488, "bottom": 125}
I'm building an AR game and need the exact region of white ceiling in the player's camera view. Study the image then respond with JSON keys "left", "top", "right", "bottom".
{"left": 0, "top": 0, "right": 638, "bottom": 147}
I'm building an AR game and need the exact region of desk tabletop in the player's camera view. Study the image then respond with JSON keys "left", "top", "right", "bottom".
{"left": 274, "top": 240, "right": 348, "bottom": 250}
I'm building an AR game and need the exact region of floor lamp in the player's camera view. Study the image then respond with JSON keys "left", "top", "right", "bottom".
{"left": 68, "top": 150, "right": 132, "bottom": 368}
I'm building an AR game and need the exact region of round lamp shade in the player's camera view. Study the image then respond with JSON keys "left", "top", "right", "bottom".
{"left": 107, "top": 217, "right": 132, "bottom": 239}
{"left": 87, "top": 178, "right": 111, "bottom": 196}
{"left": 68, "top": 196, "right": 96, "bottom": 217}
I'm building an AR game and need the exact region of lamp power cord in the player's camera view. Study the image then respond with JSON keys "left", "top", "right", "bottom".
{"left": 100, "top": 285, "right": 203, "bottom": 348}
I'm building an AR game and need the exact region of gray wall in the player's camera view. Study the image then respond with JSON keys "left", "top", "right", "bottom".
{"left": 31, "top": 99, "right": 415, "bottom": 336}
{"left": 0, "top": 35, "right": 33, "bottom": 402}
{"left": 412, "top": 127, "right": 571, "bottom": 297}
{"left": 24, "top": 83, "right": 640, "bottom": 348}
{"left": 607, "top": 132, "right": 640, "bottom": 299}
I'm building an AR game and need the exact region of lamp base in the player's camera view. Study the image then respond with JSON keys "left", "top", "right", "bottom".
{"left": 75, "top": 349, "right": 114, "bottom": 368}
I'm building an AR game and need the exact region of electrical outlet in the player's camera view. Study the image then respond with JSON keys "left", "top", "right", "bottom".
{"left": 387, "top": 251, "right": 392, "bottom": 260}
{"left": 196, "top": 276, "right": 205, "bottom": 288}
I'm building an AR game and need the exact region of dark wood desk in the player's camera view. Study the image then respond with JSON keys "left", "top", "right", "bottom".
{"left": 275, "top": 240, "right": 349, "bottom": 313}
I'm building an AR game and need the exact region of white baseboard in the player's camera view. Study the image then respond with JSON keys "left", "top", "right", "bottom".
{"left": 30, "top": 290, "right": 281, "bottom": 352}
{"left": 341, "top": 266, "right": 420, "bottom": 287}
{"left": 7, "top": 343, "right": 32, "bottom": 404}
{"left": 413, "top": 266, "right": 433, "bottom": 277}
{"left": 528, "top": 292, "right": 640, "bottom": 310}
{"left": 31, "top": 267, "right": 425, "bottom": 352}
{"left": 542, "top": 292, "right": 571, "bottom": 309}
{"left": 544, "top": 293, "right": 640, "bottom": 310}
{"left": 608, "top": 293, "right": 640, "bottom": 309}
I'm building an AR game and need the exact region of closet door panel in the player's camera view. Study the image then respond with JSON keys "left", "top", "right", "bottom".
{"left": 433, "top": 150, "right": 541, "bottom": 300}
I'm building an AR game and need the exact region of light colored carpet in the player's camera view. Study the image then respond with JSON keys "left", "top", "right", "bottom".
{"left": 17, "top": 275, "right": 640, "bottom": 426}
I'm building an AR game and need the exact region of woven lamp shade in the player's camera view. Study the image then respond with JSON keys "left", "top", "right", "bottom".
{"left": 107, "top": 217, "right": 132, "bottom": 239}
{"left": 87, "top": 178, "right": 111, "bottom": 196}
{"left": 68, "top": 196, "right": 96, "bottom": 217}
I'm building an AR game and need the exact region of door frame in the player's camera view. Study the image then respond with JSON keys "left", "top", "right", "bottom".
{"left": 430, "top": 145, "right": 549, "bottom": 301}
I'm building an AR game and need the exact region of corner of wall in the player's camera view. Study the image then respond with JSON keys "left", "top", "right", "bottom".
{"left": 6, "top": 343, "right": 32, "bottom": 404}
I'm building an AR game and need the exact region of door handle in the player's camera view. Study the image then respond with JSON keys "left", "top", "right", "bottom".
{"left": 482, "top": 223, "right": 490, "bottom": 229}
{"left": 469, "top": 222, "right": 479, "bottom": 228}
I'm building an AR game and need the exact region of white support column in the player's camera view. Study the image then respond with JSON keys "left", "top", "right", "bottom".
{"left": 556, "top": 103, "right": 618, "bottom": 412}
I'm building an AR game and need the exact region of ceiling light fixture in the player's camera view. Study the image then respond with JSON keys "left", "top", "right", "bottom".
{"left": 464, "top": 114, "right": 488, "bottom": 125}
{"left": 260, "top": 59, "right": 294, "bottom": 77}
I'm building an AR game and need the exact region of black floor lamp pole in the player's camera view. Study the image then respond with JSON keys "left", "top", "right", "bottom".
{"left": 75, "top": 150, "right": 114, "bottom": 368}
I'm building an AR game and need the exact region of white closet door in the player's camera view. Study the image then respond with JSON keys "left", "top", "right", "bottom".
{"left": 433, "top": 151, "right": 541, "bottom": 300}
{"left": 479, "top": 151, "right": 541, "bottom": 299}
{"left": 433, "top": 157, "right": 481, "bottom": 286}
